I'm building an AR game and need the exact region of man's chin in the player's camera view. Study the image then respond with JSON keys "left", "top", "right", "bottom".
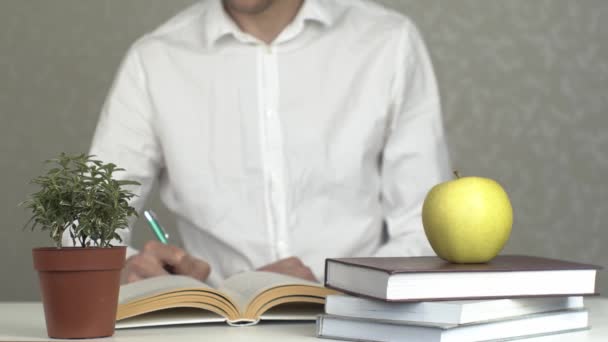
{"left": 223, "top": 0, "right": 275, "bottom": 15}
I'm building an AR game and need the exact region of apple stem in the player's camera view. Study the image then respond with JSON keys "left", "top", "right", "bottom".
{"left": 453, "top": 170, "right": 461, "bottom": 179}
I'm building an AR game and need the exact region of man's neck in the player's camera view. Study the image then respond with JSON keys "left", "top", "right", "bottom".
{"left": 224, "top": 0, "right": 305, "bottom": 45}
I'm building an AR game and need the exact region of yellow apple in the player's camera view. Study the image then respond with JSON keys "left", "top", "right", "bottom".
{"left": 422, "top": 173, "right": 513, "bottom": 263}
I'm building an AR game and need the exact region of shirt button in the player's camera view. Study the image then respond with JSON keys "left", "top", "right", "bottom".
{"left": 277, "top": 240, "right": 288, "bottom": 250}
{"left": 266, "top": 109, "right": 274, "bottom": 118}
{"left": 271, "top": 171, "right": 282, "bottom": 182}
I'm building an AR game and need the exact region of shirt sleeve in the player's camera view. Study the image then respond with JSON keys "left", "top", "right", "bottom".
{"left": 62, "top": 44, "right": 162, "bottom": 257}
{"left": 373, "top": 20, "right": 452, "bottom": 257}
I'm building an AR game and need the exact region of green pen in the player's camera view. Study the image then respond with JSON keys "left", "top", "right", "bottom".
{"left": 143, "top": 210, "right": 169, "bottom": 244}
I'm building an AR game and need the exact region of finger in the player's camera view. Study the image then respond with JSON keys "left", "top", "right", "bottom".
{"left": 277, "top": 257, "right": 302, "bottom": 268}
{"left": 128, "top": 253, "right": 170, "bottom": 278}
{"left": 174, "top": 255, "right": 211, "bottom": 281}
{"left": 126, "top": 272, "right": 143, "bottom": 284}
{"left": 143, "top": 241, "right": 186, "bottom": 267}
{"left": 121, "top": 266, "right": 137, "bottom": 284}
{"left": 257, "top": 263, "right": 272, "bottom": 272}
{"left": 258, "top": 262, "right": 286, "bottom": 273}
{"left": 284, "top": 266, "right": 316, "bottom": 282}
{"left": 189, "top": 257, "right": 211, "bottom": 281}
{"left": 258, "top": 257, "right": 301, "bottom": 272}
{"left": 299, "top": 267, "right": 317, "bottom": 282}
{"left": 287, "top": 257, "right": 303, "bottom": 267}
{"left": 278, "top": 257, "right": 304, "bottom": 274}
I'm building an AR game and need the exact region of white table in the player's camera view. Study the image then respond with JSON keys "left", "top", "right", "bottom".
{"left": 0, "top": 298, "right": 606, "bottom": 341}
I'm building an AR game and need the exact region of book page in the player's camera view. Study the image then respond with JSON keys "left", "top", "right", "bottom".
{"left": 118, "top": 275, "right": 242, "bottom": 322}
{"left": 116, "top": 307, "right": 226, "bottom": 329}
{"left": 218, "top": 271, "right": 324, "bottom": 313}
{"left": 119, "top": 275, "right": 211, "bottom": 304}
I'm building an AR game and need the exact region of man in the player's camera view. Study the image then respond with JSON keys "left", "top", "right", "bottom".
{"left": 85, "top": 0, "right": 452, "bottom": 286}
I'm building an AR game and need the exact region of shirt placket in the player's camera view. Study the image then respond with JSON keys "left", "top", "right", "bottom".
{"left": 259, "top": 45, "right": 290, "bottom": 260}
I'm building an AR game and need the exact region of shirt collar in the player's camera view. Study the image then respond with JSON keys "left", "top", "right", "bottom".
{"left": 203, "top": 0, "right": 334, "bottom": 47}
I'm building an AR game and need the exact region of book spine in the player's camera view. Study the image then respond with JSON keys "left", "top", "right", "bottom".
{"left": 324, "top": 259, "right": 331, "bottom": 286}
{"left": 226, "top": 319, "right": 259, "bottom": 327}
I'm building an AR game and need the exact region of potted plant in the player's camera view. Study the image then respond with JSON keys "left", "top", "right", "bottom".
{"left": 20, "top": 153, "right": 139, "bottom": 339}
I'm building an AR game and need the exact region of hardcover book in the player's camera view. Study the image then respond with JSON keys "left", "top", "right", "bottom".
{"left": 325, "top": 294, "right": 584, "bottom": 325}
{"left": 324, "top": 255, "right": 600, "bottom": 301}
{"left": 317, "top": 309, "right": 589, "bottom": 342}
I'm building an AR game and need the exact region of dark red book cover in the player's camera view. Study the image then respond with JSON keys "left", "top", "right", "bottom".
{"left": 326, "top": 255, "right": 601, "bottom": 275}
{"left": 324, "top": 255, "right": 602, "bottom": 302}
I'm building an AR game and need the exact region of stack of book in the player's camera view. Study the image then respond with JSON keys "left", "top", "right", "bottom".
{"left": 317, "top": 255, "right": 600, "bottom": 342}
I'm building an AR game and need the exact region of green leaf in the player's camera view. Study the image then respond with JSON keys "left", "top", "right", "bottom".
{"left": 116, "top": 180, "right": 141, "bottom": 186}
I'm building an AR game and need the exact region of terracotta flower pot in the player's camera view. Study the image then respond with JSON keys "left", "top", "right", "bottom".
{"left": 32, "top": 246, "right": 126, "bottom": 339}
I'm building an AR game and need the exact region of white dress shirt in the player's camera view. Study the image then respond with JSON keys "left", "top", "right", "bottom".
{"left": 84, "top": 0, "right": 452, "bottom": 286}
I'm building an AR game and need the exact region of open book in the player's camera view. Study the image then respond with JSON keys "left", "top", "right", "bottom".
{"left": 116, "top": 271, "right": 338, "bottom": 328}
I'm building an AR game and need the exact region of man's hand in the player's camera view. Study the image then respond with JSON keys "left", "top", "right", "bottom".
{"left": 257, "top": 257, "right": 317, "bottom": 282}
{"left": 122, "top": 241, "right": 211, "bottom": 284}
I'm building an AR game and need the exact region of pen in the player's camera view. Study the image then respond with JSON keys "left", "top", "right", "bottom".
{"left": 143, "top": 209, "right": 175, "bottom": 274}
{"left": 143, "top": 210, "right": 170, "bottom": 244}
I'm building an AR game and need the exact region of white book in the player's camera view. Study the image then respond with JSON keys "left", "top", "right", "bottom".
{"left": 317, "top": 309, "right": 589, "bottom": 342}
{"left": 115, "top": 271, "right": 337, "bottom": 328}
{"left": 325, "top": 295, "right": 584, "bottom": 325}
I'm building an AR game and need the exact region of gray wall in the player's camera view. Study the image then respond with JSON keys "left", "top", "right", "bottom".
{"left": 1, "top": 0, "right": 606, "bottom": 301}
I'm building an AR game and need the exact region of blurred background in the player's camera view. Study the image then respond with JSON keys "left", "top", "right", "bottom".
{"left": 0, "top": 0, "right": 606, "bottom": 300}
